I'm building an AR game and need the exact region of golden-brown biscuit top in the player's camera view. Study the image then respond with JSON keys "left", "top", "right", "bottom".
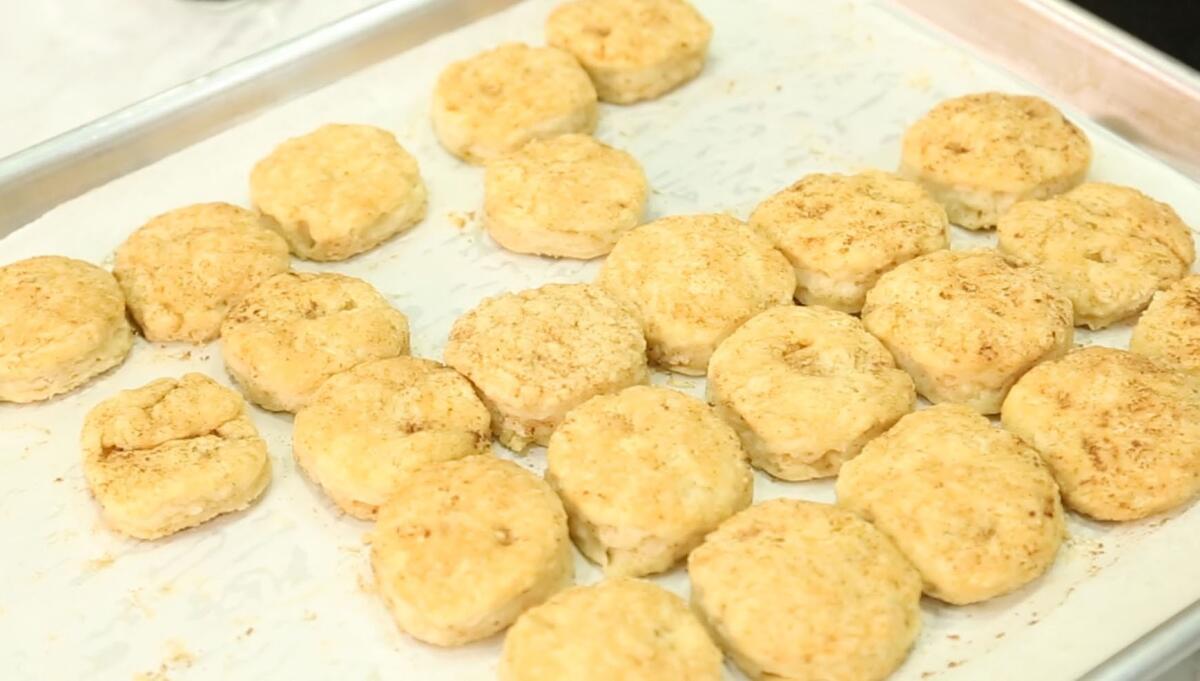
{"left": 546, "top": 0, "right": 712, "bottom": 70}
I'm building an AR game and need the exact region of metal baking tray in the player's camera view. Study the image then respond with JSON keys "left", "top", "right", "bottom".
{"left": 0, "top": 1, "right": 1195, "bottom": 681}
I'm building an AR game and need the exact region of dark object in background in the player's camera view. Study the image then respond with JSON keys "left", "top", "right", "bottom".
{"left": 1072, "top": 0, "right": 1200, "bottom": 69}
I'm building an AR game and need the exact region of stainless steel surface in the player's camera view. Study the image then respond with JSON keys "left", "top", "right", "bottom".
{"left": 0, "top": 0, "right": 518, "bottom": 234}
{"left": 1, "top": 0, "right": 1198, "bottom": 677}
{"left": 890, "top": 0, "right": 1200, "bottom": 182}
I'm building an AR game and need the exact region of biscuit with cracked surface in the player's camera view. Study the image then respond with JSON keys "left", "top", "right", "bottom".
{"left": 250, "top": 124, "right": 427, "bottom": 261}
{"left": 546, "top": 0, "right": 712, "bottom": 104}
{"left": 484, "top": 134, "right": 648, "bottom": 259}
{"left": 900, "top": 92, "right": 1091, "bottom": 229}
{"left": 115, "top": 202, "right": 290, "bottom": 342}
{"left": 862, "top": 249, "right": 1073, "bottom": 414}
{"left": 0, "top": 256, "right": 133, "bottom": 403}
{"left": 1132, "top": 275, "right": 1200, "bottom": 376}
{"left": 220, "top": 272, "right": 410, "bottom": 413}
{"left": 443, "top": 283, "right": 648, "bottom": 451}
{"left": 688, "top": 499, "right": 921, "bottom": 681}
{"left": 370, "top": 456, "right": 572, "bottom": 646}
{"left": 708, "top": 305, "right": 915, "bottom": 481}
{"left": 500, "top": 577, "right": 722, "bottom": 681}
{"left": 545, "top": 385, "right": 751, "bottom": 577}
{"left": 749, "top": 170, "right": 949, "bottom": 313}
{"left": 1001, "top": 347, "right": 1200, "bottom": 521}
{"left": 837, "top": 404, "right": 1064, "bottom": 605}
{"left": 81, "top": 373, "right": 271, "bottom": 540}
{"left": 998, "top": 182, "right": 1194, "bottom": 329}
{"left": 598, "top": 214, "right": 793, "bottom": 375}
{"left": 433, "top": 43, "right": 598, "bottom": 163}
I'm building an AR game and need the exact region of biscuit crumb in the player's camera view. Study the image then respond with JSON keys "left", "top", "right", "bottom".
{"left": 85, "top": 554, "right": 115, "bottom": 571}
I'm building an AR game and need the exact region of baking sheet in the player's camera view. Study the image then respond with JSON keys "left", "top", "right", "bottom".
{"left": 2, "top": 0, "right": 1200, "bottom": 679}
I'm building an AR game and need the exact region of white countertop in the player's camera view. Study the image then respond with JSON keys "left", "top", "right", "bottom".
{"left": 2, "top": 1, "right": 1198, "bottom": 679}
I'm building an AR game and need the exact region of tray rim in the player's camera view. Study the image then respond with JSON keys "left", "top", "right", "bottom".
{"left": 1, "top": 0, "right": 1198, "bottom": 678}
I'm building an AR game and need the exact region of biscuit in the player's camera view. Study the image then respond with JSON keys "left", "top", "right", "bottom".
{"left": 114, "top": 202, "right": 291, "bottom": 342}
{"left": 250, "top": 124, "right": 427, "bottom": 261}
{"left": 432, "top": 43, "right": 598, "bottom": 164}
{"left": 688, "top": 499, "right": 921, "bottom": 681}
{"left": 1001, "top": 347, "right": 1200, "bottom": 521}
{"left": 837, "top": 404, "right": 1064, "bottom": 605}
{"left": 707, "top": 305, "right": 915, "bottom": 481}
{"left": 444, "top": 283, "right": 648, "bottom": 451}
{"left": 0, "top": 256, "right": 133, "bottom": 403}
{"left": 81, "top": 373, "right": 271, "bottom": 540}
{"left": 370, "top": 456, "right": 572, "bottom": 646}
{"left": 545, "top": 385, "right": 751, "bottom": 577}
{"left": 484, "top": 134, "right": 648, "bottom": 259}
{"left": 1132, "top": 275, "right": 1200, "bottom": 376}
{"left": 749, "top": 170, "right": 949, "bottom": 313}
{"left": 220, "top": 272, "right": 410, "bottom": 413}
{"left": 598, "top": 214, "right": 793, "bottom": 374}
{"left": 862, "top": 249, "right": 1073, "bottom": 414}
{"left": 500, "top": 577, "right": 722, "bottom": 681}
{"left": 545, "top": 0, "right": 712, "bottom": 104}
{"left": 900, "top": 92, "right": 1091, "bottom": 229}
{"left": 293, "top": 357, "right": 491, "bottom": 519}
{"left": 998, "top": 183, "right": 1195, "bottom": 328}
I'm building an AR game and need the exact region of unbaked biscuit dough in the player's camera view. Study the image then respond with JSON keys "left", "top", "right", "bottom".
{"left": 546, "top": 0, "right": 712, "bottom": 104}
{"left": 250, "top": 124, "right": 427, "bottom": 261}
{"left": 689, "top": 499, "right": 922, "bottom": 681}
{"left": 220, "top": 272, "right": 410, "bottom": 413}
{"left": 370, "top": 456, "right": 573, "bottom": 646}
{"left": 81, "top": 373, "right": 271, "bottom": 540}
{"left": 546, "top": 385, "right": 751, "bottom": 577}
{"left": 500, "top": 578, "right": 722, "bottom": 681}
{"left": 293, "top": 356, "right": 491, "bottom": 519}
{"left": 1002, "top": 347, "right": 1200, "bottom": 521}
{"left": 707, "top": 305, "right": 915, "bottom": 481}
{"left": 444, "top": 283, "right": 648, "bottom": 451}
{"left": 484, "top": 134, "right": 648, "bottom": 259}
{"left": 837, "top": 404, "right": 1065, "bottom": 605}
{"left": 862, "top": 249, "right": 1073, "bottom": 414}
{"left": 1132, "top": 275, "right": 1200, "bottom": 376}
{"left": 750, "top": 170, "right": 949, "bottom": 313}
{"left": 433, "top": 43, "right": 598, "bottom": 163}
{"left": 114, "top": 202, "right": 290, "bottom": 342}
{"left": 0, "top": 256, "right": 133, "bottom": 403}
{"left": 598, "top": 214, "right": 793, "bottom": 375}
{"left": 900, "top": 92, "right": 1091, "bottom": 230}
{"left": 998, "top": 183, "right": 1194, "bottom": 329}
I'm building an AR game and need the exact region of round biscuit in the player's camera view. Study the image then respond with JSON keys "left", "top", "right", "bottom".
{"left": 114, "top": 202, "right": 290, "bottom": 342}
{"left": 250, "top": 124, "right": 427, "bottom": 261}
{"left": 293, "top": 356, "right": 491, "bottom": 519}
{"left": 862, "top": 249, "right": 1073, "bottom": 414}
{"left": 545, "top": 0, "right": 712, "bottom": 104}
{"left": 900, "top": 92, "right": 1091, "bottom": 230}
{"left": 837, "top": 404, "right": 1065, "bottom": 605}
{"left": 688, "top": 499, "right": 922, "bottom": 681}
{"left": 998, "top": 182, "right": 1195, "bottom": 329}
{"left": 443, "top": 283, "right": 648, "bottom": 451}
{"left": 219, "top": 271, "right": 410, "bottom": 413}
{"left": 1132, "top": 275, "right": 1200, "bottom": 376}
{"left": 370, "top": 456, "right": 573, "bottom": 646}
{"left": 484, "top": 134, "right": 648, "bottom": 259}
{"left": 545, "top": 385, "right": 752, "bottom": 577}
{"left": 81, "top": 373, "right": 271, "bottom": 540}
{"left": 598, "top": 214, "right": 793, "bottom": 375}
{"left": 432, "top": 43, "right": 598, "bottom": 164}
{"left": 1001, "top": 347, "right": 1200, "bottom": 521}
{"left": 707, "top": 305, "right": 915, "bottom": 481}
{"left": 0, "top": 256, "right": 133, "bottom": 403}
{"left": 500, "top": 577, "right": 722, "bottom": 681}
{"left": 749, "top": 170, "right": 949, "bottom": 313}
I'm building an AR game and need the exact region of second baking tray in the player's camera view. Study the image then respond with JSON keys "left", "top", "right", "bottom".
{"left": 1, "top": 0, "right": 1199, "bottom": 679}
